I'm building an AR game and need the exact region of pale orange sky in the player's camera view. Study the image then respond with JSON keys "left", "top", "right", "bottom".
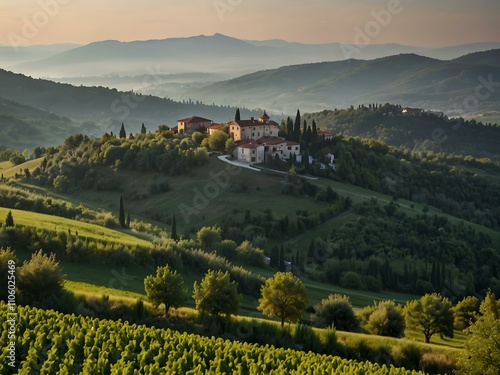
{"left": 1, "top": 0, "right": 499, "bottom": 47}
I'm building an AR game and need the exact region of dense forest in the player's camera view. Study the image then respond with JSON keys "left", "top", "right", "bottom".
{"left": 303, "top": 104, "right": 500, "bottom": 160}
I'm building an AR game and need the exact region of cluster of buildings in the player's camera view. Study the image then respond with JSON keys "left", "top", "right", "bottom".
{"left": 177, "top": 112, "right": 306, "bottom": 164}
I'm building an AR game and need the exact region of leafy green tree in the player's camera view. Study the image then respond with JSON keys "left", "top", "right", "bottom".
{"left": 208, "top": 130, "right": 229, "bottom": 151}
{"left": 5, "top": 210, "right": 14, "bottom": 227}
{"left": 18, "top": 250, "right": 65, "bottom": 300}
{"left": 458, "top": 291, "right": 500, "bottom": 375}
{"left": 0, "top": 247, "right": 18, "bottom": 301}
{"left": 193, "top": 270, "right": 241, "bottom": 317}
{"left": 196, "top": 226, "right": 222, "bottom": 250}
{"left": 404, "top": 293, "right": 454, "bottom": 343}
{"left": 119, "top": 123, "right": 126, "bottom": 139}
{"left": 119, "top": 195, "right": 126, "bottom": 228}
{"left": 365, "top": 300, "right": 405, "bottom": 337}
{"left": 453, "top": 295, "right": 480, "bottom": 330}
{"left": 144, "top": 265, "right": 186, "bottom": 316}
{"left": 225, "top": 138, "right": 236, "bottom": 155}
{"left": 191, "top": 131, "right": 204, "bottom": 144}
{"left": 258, "top": 272, "right": 307, "bottom": 327}
{"left": 170, "top": 214, "right": 178, "bottom": 241}
{"left": 311, "top": 294, "right": 359, "bottom": 331}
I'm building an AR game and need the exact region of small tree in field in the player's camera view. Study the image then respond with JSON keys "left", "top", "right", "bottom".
{"left": 404, "top": 293, "right": 454, "bottom": 343}
{"left": 5, "top": 210, "right": 14, "bottom": 227}
{"left": 258, "top": 272, "right": 307, "bottom": 327}
{"left": 365, "top": 300, "right": 405, "bottom": 337}
{"left": 453, "top": 295, "right": 480, "bottom": 330}
{"left": 196, "top": 226, "right": 222, "bottom": 250}
{"left": 18, "top": 250, "right": 65, "bottom": 300}
{"left": 144, "top": 265, "right": 186, "bottom": 316}
{"left": 119, "top": 195, "right": 126, "bottom": 228}
{"left": 193, "top": 270, "right": 241, "bottom": 317}
{"left": 311, "top": 294, "right": 359, "bottom": 331}
{"left": 458, "top": 291, "right": 500, "bottom": 375}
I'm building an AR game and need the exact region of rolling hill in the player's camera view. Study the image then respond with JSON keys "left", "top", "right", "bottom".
{"left": 0, "top": 69, "right": 264, "bottom": 151}
{"left": 180, "top": 50, "right": 500, "bottom": 118}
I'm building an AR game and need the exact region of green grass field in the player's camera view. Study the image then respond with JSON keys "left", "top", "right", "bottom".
{"left": 0, "top": 206, "right": 153, "bottom": 247}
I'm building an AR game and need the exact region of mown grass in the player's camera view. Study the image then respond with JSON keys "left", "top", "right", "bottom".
{"left": 0, "top": 158, "right": 42, "bottom": 179}
{"left": 0, "top": 206, "right": 153, "bottom": 248}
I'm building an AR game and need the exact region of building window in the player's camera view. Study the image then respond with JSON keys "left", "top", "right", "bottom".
{"left": 257, "top": 132, "right": 260, "bottom": 137}
{"left": 288, "top": 146, "right": 291, "bottom": 150}
{"left": 295, "top": 146, "right": 298, "bottom": 150}
{"left": 251, "top": 157, "right": 255, "bottom": 162}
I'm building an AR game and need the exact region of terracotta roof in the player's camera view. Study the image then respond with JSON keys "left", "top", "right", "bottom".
{"left": 227, "top": 119, "right": 279, "bottom": 127}
{"left": 208, "top": 123, "right": 225, "bottom": 130}
{"left": 317, "top": 129, "right": 333, "bottom": 136}
{"left": 235, "top": 140, "right": 262, "bottom": 150}
{"left": 256, "top": 136, "right": 287, "bottom": 145}
{"left": 178, "top": 115, "right": 213, "bottom": 123}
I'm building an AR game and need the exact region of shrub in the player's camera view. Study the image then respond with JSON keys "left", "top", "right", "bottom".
{"left": 17, "top": 250, "right": 65, "bottom": 302}
{"left": 340, "top": 271, "right": 363, "bottom": 289}
{"left": 311, "top": 294, "right": 359, "bottom": 331}
{"left": 365, "top": 300, "right": 405, "bottom": 338}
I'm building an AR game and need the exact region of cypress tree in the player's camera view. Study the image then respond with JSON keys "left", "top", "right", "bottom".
{"left": 235, "top": 108, "right": 241, "bottom": 121}
{"left": 119, "top": 123, "right": 126, "bottom": 139}
{"left": 286, "top": 117, "right": 293, "bottom": 140}
{"left": 279, "top": 246, "right": 286, "bottom": 272}
{"left": 126, "top": 212, "right": 131, "bottom": 228}
{"left": 5, "top": 210, "right": 14, "bottom": 227}
{"left": 119, "top": 195, "right": 126, "bottom": 228}
{"left": 141, "top": 123, "right": 146, "bottom": 134}
{"left": 293, "top": 110, "right": 301, "bottom": 142}
{"left": 170, "top": 215, "right": 178, "bottom": 241}
{"left": 311, "top": 119, "right": 318, "bottom": 156}
{"left": 270, "top": 245, "right": 279, "bottom": 268}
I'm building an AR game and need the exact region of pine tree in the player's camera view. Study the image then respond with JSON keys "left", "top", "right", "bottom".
{"left": 234, "top": 108, "right": 241, "bottom": 121}
{"left": 5, "top": 210, "right": 14, "bottom": 227}
{"left": 119, "top": 195, "right": 126, "bottom": 228}
{"left": 119, "top": 123, "right": 126, "bottom": 139}
{"left": 140, "top": 123, "right": 146, "bottom": 134}
{"left": 170, "top": 215, "right": 178, "bottom": 241}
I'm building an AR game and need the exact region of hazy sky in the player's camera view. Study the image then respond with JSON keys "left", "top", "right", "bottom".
{"left": 1, "top": 0, "right": 499, "bottom": 47}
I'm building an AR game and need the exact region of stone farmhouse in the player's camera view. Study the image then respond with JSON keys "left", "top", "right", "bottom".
{"left": 208, "top": 112, "right": 301, "bottom": 164}
{"left": 177, "top": 115, "right": 213, "bottom": 134}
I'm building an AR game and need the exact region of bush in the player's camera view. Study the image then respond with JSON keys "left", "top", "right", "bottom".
{"left": 340, "top": 271, "right": 363, "bottom": 289}
{"left": 311, "top": 294, "right": 359, "bottom": 331}
{"left": 365, "top": 300, "right": 405, "bottom": 338}
{"left": 17, "top": 250, "right": 65, "bottom": 302}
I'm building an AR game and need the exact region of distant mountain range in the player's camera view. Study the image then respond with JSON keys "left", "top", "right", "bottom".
{"left": 178, "top": 49, "right": 500, "bottom": 117}
{"left": 3, "top": 33, "right": 500, "bottom": 79}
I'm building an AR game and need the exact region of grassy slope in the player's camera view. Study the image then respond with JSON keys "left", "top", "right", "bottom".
{"left": 6, "top": 157, "right": 500, "bottom": 351}
{"left": 0, "top": 206, "right": 152, "bottom": 247}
